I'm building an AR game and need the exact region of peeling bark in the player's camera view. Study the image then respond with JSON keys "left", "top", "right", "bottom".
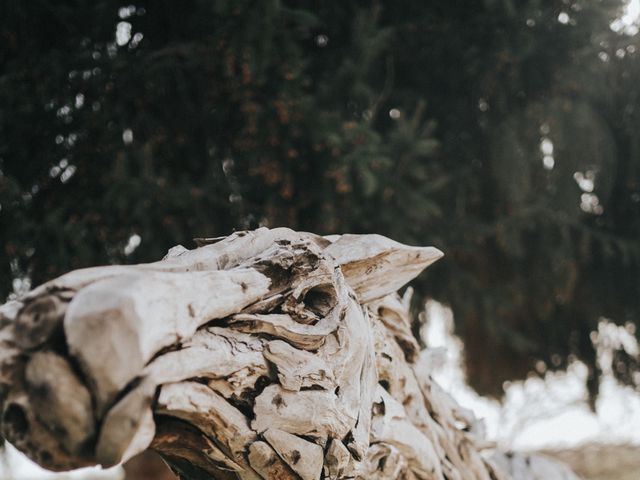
{"left": 0, "top": 228, "right": 576, "bottom": 479}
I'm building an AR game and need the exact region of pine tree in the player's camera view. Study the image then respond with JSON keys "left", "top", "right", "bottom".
{"left": 1, "top": 0, "right": 639, "bottom": 401}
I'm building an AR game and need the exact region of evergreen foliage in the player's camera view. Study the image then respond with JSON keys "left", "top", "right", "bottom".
{"left": 1, "top": 0, "right": 639, "bottom": 401}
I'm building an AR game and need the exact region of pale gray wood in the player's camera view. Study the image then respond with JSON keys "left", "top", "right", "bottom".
{"left": 0, "top": 228, "right": 577, "bottom": 480}
{"left": 263, "top": 428, "right": 324, "bottom": 480}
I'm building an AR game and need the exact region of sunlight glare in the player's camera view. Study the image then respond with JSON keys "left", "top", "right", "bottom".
{"left": 610, "top": 0, "right": 640, "bottom": 36}
{"left": 116, "top": 22, "right": 132, "bottom": 46}
{"left": 124, "top": 234, "right": 142, "bottom": 256}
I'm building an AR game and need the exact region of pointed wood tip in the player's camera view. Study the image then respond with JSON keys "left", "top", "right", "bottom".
{"left": 325, "top": 234, "right": 444, "bottom": 302}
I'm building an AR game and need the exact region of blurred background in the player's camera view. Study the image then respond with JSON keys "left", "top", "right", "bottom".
{"left": 1, "top": 0, "right": 640, "bottom": 478}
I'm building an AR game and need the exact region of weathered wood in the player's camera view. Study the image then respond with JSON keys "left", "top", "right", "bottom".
{"left": 25, "top": 351, "right": 94, "bottom": 455}
{"left": 262, "top": 340, "right": 335, "bottom": 391}
{"left": 371, "top": 386, "right": 442, "bottom": 478}
{"left": 157, "top": 382, "right": 258, "bottom": 468}
{"left": 96, "top": 380, "right": 156, "bottom": 466}
{"left": 247, "top": 441, "right": 297, "bottom": 480}
{"left": 0, "top": 228, "right": 576, "bottom": 479}
{"left": 263, "top": 428, "right": 324, "bottom": 480}
{"left": 65, "top": 269, "right": 272, "bottom": 413}
{"left": 252, "top": 384, "right": 353, "bottom": 444}
{"left": 15, "top": 290, "right": 72, "bottom": 349}
{"left": 324, "top": 438, "right": 354, "bottom": 479}
{"left": 324, "top": 233, "right": 443, "bottom": 302}
{"left": 151, "top": 417, "right": 243, "bottom": 480}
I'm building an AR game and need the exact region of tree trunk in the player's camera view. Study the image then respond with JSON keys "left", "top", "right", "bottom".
{"left": 0, "top": 228, "right": 574, "bottom": 479}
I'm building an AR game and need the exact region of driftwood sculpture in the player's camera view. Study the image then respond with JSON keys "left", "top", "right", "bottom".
{"left": 0, "top": 228, "right": 575, "bottom": 479}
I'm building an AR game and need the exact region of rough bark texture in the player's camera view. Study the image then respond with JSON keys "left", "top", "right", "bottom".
{"left": 0, "top": 228, "right": 575, "bottom": 479}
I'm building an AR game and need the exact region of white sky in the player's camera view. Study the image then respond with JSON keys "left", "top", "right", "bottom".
{"left": 422, "top": 301, "right": 640, "bottom": 452}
